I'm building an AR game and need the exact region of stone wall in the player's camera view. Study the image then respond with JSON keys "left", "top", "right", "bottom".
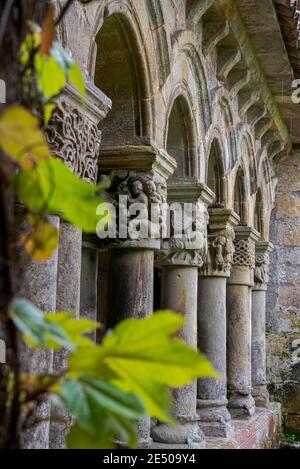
{"left": 267, "top": 148, "right": 300, "bottom": 437}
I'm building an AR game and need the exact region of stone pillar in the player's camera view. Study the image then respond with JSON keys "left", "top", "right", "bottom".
{"left": 252, "top": 241, "right": 273, "bottom": 407}
{"left": 151, "top": 182, "right": 213, "bottom": 448}
{"left": 19, "top": 214, "right": 59, "bottom": 449}
{"left": 197, "top": 209, "right": 239, "bottom": 437}
{"left": 80, "top": 240, "right": 99, "bottom": 342}
{"left": 49, "top": 222, "right": 82, "bottom": 449}
{"left": 98, "top": 146, "right": 176, "bottom": 447}
{"left": 227, "top": 226, "right": 259, "bottom": 418}
{"left": 44, "top": 81, "right": 111, "bottom": 448}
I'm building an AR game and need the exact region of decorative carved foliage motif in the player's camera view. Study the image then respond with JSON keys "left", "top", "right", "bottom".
{"left": 46, "top": 100, "right": 101, "bottom": 184}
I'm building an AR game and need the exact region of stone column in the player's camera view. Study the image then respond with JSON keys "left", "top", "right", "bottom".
{"left": 98, "top": 146, "right": 176, "bottom": 447}
{"left": 19, "top": 214, "right": 59, "bottom": 449}
{"left": 45, "top": 81, "right": 111, "bottom": 448}
{"left": 227, "top": 226, "right": 260, "bottom": 418}
{"left": 151, "top": 182, "right": 212, "bottom": 448}
{"left": 252, "top": 241, "right": 273, "bottom": 407}
{"left": 197, "top": 209, "right": 239, "bottom": 437}
{"left": 80, "top": 239, "right": 99, "bottom": 342}
{"left": 49, "top": 222, "right": 82, "bottom": 449}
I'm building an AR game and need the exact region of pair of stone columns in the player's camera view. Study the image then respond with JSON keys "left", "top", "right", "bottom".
{"left": 197, "top": 214, "right": 272, "bottom": 437}
{"left": 151, "top": 182, "right": 214, "bottom": 448}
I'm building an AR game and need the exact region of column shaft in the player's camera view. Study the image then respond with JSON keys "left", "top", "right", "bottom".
{"left": 107, "top": 248, "right": 154, "bottom": 446}
{"left": 19, "top": 214, "right": 59, "bottom": 449}
{"left": 198, "top": 276, "right": 231, "bottom": 436}
{"left": 50, "top": 222, "right": 82, "bottom": 449}
{"left": 80, "top": 245, "right": 99, "bottom": 342}
{"left": 227, "top": 277, "right": 254, "bottom": 417}
{"left": 151, "top": 265, "right": 205, "bottom": 448}
{"left": 252, "top": 289, "right": 269, "bottom": 406}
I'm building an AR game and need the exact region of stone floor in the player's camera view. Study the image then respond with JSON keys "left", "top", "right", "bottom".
{"left": 206, "top": 403, "right": 281, "bottom": 449}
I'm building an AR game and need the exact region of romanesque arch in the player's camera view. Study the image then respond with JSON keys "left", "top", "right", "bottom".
{"left": 233, "top": 165, "right": 248, "bottom": 225}
{"left": 207, "top": 138, "right": 226, "bottom": 207}
{"left": 94, "top": 12, "right": 151, "bottom": 146}
{"left": 166, "top": 93, "right": 198, "bottom": 179}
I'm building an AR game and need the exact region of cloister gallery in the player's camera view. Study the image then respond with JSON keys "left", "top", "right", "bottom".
{"left": 17, "top": 0, "right": 300, "bottom": 449}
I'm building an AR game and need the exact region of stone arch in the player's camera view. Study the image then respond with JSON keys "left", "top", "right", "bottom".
{"left": 177, "top": 42, "right": 212, "bottom": 134}
{"left": 254, "top": 187, "right": 264, "bottom": 238}
{"left": 233, "top": 164, "right": 249, "bottom": 225}
{"left": 240, "top": 131, "right": 258, "bottom": 195}
{"left": 220, "top": 97, "right": 237, "bottom": 168}
{"left": 206, "top": 137, "right": 227, "bottom": 207}
{"left": 165, "top": 92, "right": 198, "bottom": 180}
{"left": 93, "top": 6, "right": 152, "bottom": 146}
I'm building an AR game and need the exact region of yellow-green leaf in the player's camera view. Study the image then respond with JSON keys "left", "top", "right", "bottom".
{"left": 20, "top": 215, "right": 59, "bottom": 261}
{"left": 9, "top": 299, "right": 75, "bottom": 350}
{"left": 45, "top": 312, "right": 99, "bottom": 348}
{"left": 68, "top": 311, "right": 218, "bottom": 423}
{"left": 14, "top": 158, "right": 110, "bottom": 233}
{"left": 69, "top": 63, "right": 85, "bottom": 96}
{"left": 0, "top": 106, "right": 51, "bottom": 169}
{"left": 35, "top": 53, "right": 66, "bottom": 99}
{"left": 44, "top": 103, "right": 56, "bottom": 126}
{"left": 61, "top": 376, "right": 144, "bottom": 448}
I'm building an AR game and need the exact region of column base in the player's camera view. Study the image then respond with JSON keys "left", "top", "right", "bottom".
{"left": 252, "top": 385, "right": 270, "bottom": 408}
{"left": 197, "top": 399, "right": 233, "bottom": 438}
{"left": 151, "top": 417, "right": 205, "bottom": 448}
{"left": 228, "top": 393, "right": 255, "bottom": 418}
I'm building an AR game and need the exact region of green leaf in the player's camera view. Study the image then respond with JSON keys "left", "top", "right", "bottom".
{"left": 51, "top": 41, "right": 74, "bottom": 73}
{"left": 66, "top": 424, "right": 113, "bottom": 449}
{"left": 35, "top": 53, "right": 66, "bottom": 100}
{"left": 68, "top": 311, "right": 218, "bottom": 422}
{"left": 19, "top": 31, "right": 41, "bottom": 65}
{"left": 69, "top": 63, "right": 85, "bottom": 96}
{"left": 9, "top": 299, "right": 74, "bottom": 350}
{"left": 14, "top": 158, "right": 109, "bottom": 233}
{"left": 0, "top": 106, "right": 51, "bottom": 169}
{"left": 45, "top": 312, "right": 99, "bottom": 348}
{"left": 44, "top": 103, "right": 56, "bottom": 126}
{"left": 61, "top": 376, "right": 145, "bottom": 448}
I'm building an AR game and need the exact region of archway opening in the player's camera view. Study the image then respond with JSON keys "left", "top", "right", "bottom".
{"left": 167, "top": 96, "right": 196, "bottom": 179}
{"left": 95, "top": 14, "right": 148, "bottom": 147}
{"left": 207, "top": 139, "right": 226, "bottom": 207}
{"left": 254, "top": 188, "right": 263, "bottom": 237}
{"left": 234, "top": 167, "right": 248, "bottom": 225}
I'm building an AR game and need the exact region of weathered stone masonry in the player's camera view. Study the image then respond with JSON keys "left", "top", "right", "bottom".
{"left": 20, "top": 0, "right": 300, "bottom": 447}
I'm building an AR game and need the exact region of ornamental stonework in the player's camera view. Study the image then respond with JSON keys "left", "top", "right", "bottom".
{"left": 201, "top": 226, "right": 235, "bottom": 276}
{"left": 232, "top": 239, "right": 256, "bottom": 269}
{"left": 46, "top": 100, "right": 101, "bottom": 184}
{"left": 254, "top": 251, "right": 270, "bottom": 289}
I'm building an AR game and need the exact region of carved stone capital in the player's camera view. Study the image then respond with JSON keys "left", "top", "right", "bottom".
{"left": 228, "top": 226, "right": 260, "bottom": 286}
{"left": 253, "top": 241, "right": 274, "bottom": 291}
{"left": 46, "top": 82, "right": 111, "bottom": 184}
{"left": 160, "top": 182, "right": 214, "bottom": 267}
{"left": 160, "top": 245, "right": 207, "bottom": 267}
{"left": 200, "top": 209, "right": 240, "bottom": 277}
{"left": 232, "top": 227, "right": 260, "bottom": 269}
{"left": 96, "top": 147, "right": 176, "bottom": 250}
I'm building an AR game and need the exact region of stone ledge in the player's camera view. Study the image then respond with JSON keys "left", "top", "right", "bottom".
{"left": 206, "top": 402, "right": 281, "bottom": 449}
